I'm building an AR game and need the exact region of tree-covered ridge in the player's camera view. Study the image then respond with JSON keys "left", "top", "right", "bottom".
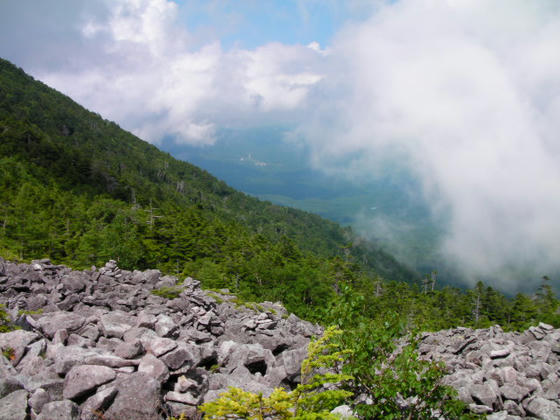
{"left": 0, "top": 58, "right": 415, "bottom": 284}
{"left": 0, "top": 56, "right": 558, "bottom": 329}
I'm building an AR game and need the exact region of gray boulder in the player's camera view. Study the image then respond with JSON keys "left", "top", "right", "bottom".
{"left": 102, "top": 372, "right": 162, "bottom": 420}
{"left": 0, "top": 389, "right": 28, "bottom": 420}
{"left": 0, "top": 329, "right": 39, "bottom": 365}
{"left": 80, "top": 386, "right": 118, "bottom": 420}
{"left": 38, "top": 312, "right": 85, "bottom": 338}
{"left": 37, "top": 399, "right": 80, "bottom": 420}
{"left": 138, "top": 353, "right": 169, "bottom": 382}
{"left": 63, "top": 365, "right": 116, "bottom": 400}
{"left": 525, "top": 397, "right": 560, "bottom": 420}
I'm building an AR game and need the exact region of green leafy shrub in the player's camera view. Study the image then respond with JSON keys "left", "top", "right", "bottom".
{"left": 329, "top": 287, "right": 480, "bottom": 419}
{"left": 0, "top": 304, "right": 14, "bottom": 333}
{"left": 200, "top": 326, "right": 354, "bottom": 419}
{"left": 2, "top": 346, "right": 15, "bottom": 360}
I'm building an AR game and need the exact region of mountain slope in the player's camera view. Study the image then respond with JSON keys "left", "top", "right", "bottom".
{"left": 0, "top": 58, "right": 418, "bottom": 285}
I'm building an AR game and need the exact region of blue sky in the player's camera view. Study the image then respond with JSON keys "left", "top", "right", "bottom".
{"left": 174, "top": 0, "right": 349, "bottom": 49}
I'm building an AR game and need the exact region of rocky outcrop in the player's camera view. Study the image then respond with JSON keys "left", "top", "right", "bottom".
{"left": 0, "top": 258, "right": 320, "bottom": 419}
{"left": 2, "top": 258, "right": 559, "bottom": 419}
{"left": 419, "top": 325, "right": 560, "bottom": 419}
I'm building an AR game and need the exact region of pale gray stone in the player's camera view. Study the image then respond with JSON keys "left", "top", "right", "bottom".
{"left": 0, "top": 329, "right": 39, "bottom": 365}
{"left": 331, "top": 404, "right": 355, "bottom": 418}
{"left": 102, "top": 372, "right": 162, "bottom": 420}
{"left": 80, "top": 386, "right": 118, "bottom": 420}
{"left": 159, "top": 344, "right": 195, "bottom": 370}
{"left": 469, "top": 383, "right": 498, "bottom": 407}
{"left": 155, "top": 314, "right": 178, "bottom": 338}
{"left": 29, "top": 388, "right": 50, "bottom": 414}
{"left": 525, "top": 397, "right": 560, "bottom": 420}
{"left": 144, "top": 336, "right": 177, "bottom": 357}
{"left": 164, "top": 391, "right": 199, "bottom": 405}
{"left": 0, "top": 376, "right": 24, "bottom": 399}
{"left": 37, "top": 312, "right": 85, "bottom": 338}
{"left": 99, "top": 311, "right": 136, "bottom": 339}
{"left": 138, "top": 353, "right": 169, "bottom": 382}
{"left": 37, "top": 399, "right": 80, "bottom": 420}
{"left": 0, "top": 389, "right": 28, "bottom": 420}
{"left": 113, "top": 340, "right": 144, "bottom": 359}
{"left": 63, "top": 364, "right": 116, "bottom": 400}
{"left": 500, "top": 383, "right": 529, "bottom": 402}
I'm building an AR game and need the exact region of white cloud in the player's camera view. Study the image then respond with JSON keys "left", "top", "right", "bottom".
{"left": 35, "top": 0, "right": 324, "bottom": 145}
{"left": 301, "top": 0, "right": 560, "bottom": 288}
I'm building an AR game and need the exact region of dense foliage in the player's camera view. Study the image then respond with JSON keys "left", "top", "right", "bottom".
{"left": 0, "top": 58, "right": 415, "bottom": 282}
{"left": 200, "top": 327, "right": 354, "bottom": 419}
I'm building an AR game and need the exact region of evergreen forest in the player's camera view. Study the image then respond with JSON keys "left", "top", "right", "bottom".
{"left": 1, "top": 56, "right": 560, "bottom": 418}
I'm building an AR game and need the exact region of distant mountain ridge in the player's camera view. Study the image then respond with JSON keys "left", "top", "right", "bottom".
{"left": 0, "top": 57, "right": 418, "bottom": 316}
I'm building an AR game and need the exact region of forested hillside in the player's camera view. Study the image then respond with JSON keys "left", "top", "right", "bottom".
{"left": 0, "top": 57, "right": 558, "bottom": 330}
{"left": 0, "top": 58, "right": 415, "bottom": 277}
{"left": 1, "top": 57, "right": 560, "bottom": 419}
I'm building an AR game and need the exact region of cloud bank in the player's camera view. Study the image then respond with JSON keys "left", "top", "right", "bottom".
{"left": 303, "top": 0, "right": 560, "bottom": 288}
{"left": 6, "top": 0, "right": 326, "bottom": 145}
{"left": 2, "top": 0, "right": 560, "bottom": 289}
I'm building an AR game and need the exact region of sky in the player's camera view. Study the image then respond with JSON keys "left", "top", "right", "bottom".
{"left": 1, "top": 0, "right": 560, "bottom": 290}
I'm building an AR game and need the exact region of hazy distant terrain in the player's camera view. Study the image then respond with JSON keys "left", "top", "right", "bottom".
{"left": 161, "top": 127, "right": 447, "bottom": 281}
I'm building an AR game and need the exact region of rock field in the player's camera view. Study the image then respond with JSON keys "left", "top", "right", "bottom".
{"left": 0, "top": 259, "right": 319, "bottom": 419}
{"left": 0, "top": 258, "right": 559, "bottom": 419}
{"left": 419, "top": 323, "right": 560, "bottom": 419}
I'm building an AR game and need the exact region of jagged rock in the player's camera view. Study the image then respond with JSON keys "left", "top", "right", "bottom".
{"left": 29, "top": 387, "right": 50, "bottom": 414}
{"left": 80, "top": 386, "right": 118, "bottom": 420}
{"left": 280, "top": 346, "right": 308, "bottom": 382}
{"left": 17, "top": 338, "right": 47, "bottom": 376}
{"left": 164, "top": 391, "right": 199, "bottom": 405}
{"left": 0, "top": 389, "right": 28, "bottom": 420}
{"left": 160, "top": 343, "right": 198, "bottom": 370}
{"left": 37, "top": 399, "right": 80, "bottom": 420}
{"left": 38, "top": 312, "right": 85, "bottom": 338}
{"left": 63, "top": 365, "right": 116, "bottom": 400}
{"left": 331, "top": 404, "right": 355, "bottom": 418}
{"left": 138, "top": 353, "right": 169, "bottom": 382}
{"left": 174, "top": 375, "right": 198, "bottom": 393}
{"left": 0, "top": 376, "right": 24, "bottom": 399}
{"left": 487, "top": 411, "right": 522, "bottom": 420}
{"left": 136, "top": 311, "right": 157, "bottom": 329}
{"left": 0, "top": 329, "right": 39, "bottom": 365}
{"left": 61, "top": 273, "right": 87, "bottom": 293}
{"left": 130, "top": 269, "right": 161, "bottom": 287}
{"left": 469, "top": 403, "right": 494, "bottom": 414}
{"left": 113, "top": 340, "right": 144, "bottom": 359}
{"left": 102, "top": 372, "right": 162, "bottom": 420}
{"left": 500, "top": 383, "right": 530, "bottom": 402}
{"left": 156, "top": 314, "right": 179, "bottom": 338}
{"left": 6, "top": 260, "right": 559, "bottom": 419}
{"left": 524, "top": 397, "right": 560, "bottom": 420}
{"left": 490, "top": 348, "right": 511, "bottom": 359}
{"left": 503, "top": 400, "right": 525, "bottom": 416}
{"left": 144, "top": 336, "right": 177, "bottom": 357}
{"left": 99, "top": 311, "right": 136, "bottom": 339}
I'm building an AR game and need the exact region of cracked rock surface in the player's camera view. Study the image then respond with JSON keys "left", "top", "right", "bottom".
{"left": 0, "top": 258, "right": 320, "bottom": 419}
{"left": 419, "top": 325, "right": 560, "bottom": 419}
{"left": 2, "top": 258, "right": 559, "bottom": 419}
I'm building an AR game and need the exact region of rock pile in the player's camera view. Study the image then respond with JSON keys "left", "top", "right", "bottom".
{"left": 419, "top": 325, "right": 560, "bottom": 419}
{"left": 2, "top": 258, "right": 559, "bottom": 420}
{"left": 0, "top": 259, "right": 320, "bottom": 419}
